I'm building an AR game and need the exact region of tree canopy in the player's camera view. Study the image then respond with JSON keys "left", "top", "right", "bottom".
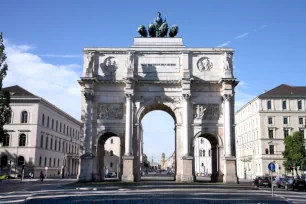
{"left": 0, "top": 32, "right": 11, "bottom": 143}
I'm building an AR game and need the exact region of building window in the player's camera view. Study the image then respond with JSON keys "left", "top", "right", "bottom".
{"left": 58, "top": 159, "right": 60, "bottom": 167}
{"left": 60, "top": 123, "right": 62, "bottom": 132}
{"left": 201, "top": 163, "right": 204, "bottom": 167}
{"left": 21, "top": 111, "right": 28, "bottom": 123}
{"left": 51, "top": 119, "right": 54, "bottom": 129}
{"left": 199, "top": 150, "right": 202, "bottom": 157}
{"left": 40, "top": 135, "right": 44, "bottom": 148}
{"left": 53, "top": 158, "right": 56, "bottom": 167}
{"left": 3, "top": 134, "right": 10, "bottom": 146}
{"left": 110, "top": 162, "right": 113, "bottom": 168}
{"left": 268, "top": 129, "right": 274, "bottom": 139}
{"left": 203, "top": 150, "right": 206, "bottom": 157}
{"left": 49, "top": 158, "right": 51, "bottom": 167}
{"left": 299, "top": 128, "right": 304, "bottom": 137}
{"left": 50, "top": 138, "right": 53, "bottom": 150}
{"left": 267, "top": 100, "right": 272, "bottom": 110}
{"left": 201, "top": 138, "right": 204, "bottom": 144}
{"left": 19, "top": 134, "right": 26, "bottom": 146}
{"left": 39, "top": 157, "right": 42, "bottom": 166}
{"left": 299, "top": 117, "right": 304, "bottom": 125}
{"left": 66, "top": 126, "right": 68, "bottom": 136}
{"left": 56, "top": 121, "right": 58, "bottom": 131}
{"left": 209, "top": 150, "right": 211, "bottom": 157}
{"left": 265, "top": 148, "right": 269, "bottom": 154}
{"left": 1, "top": 156, "right": 8, "bottom": 167}
{"left": 59, "top": 140, "right": 61, "bottom": 152}
{"left": 282, "top": 100, "right": 287, "bottom": 110}
{"left": 44, "top": 157, "right": 47, "bottom": 166}
{"left": 69, "top": 144, "right": 71, "bottom": 153}
{"left": 46, "top": 137, "right": 49, "bottom": 149}
{"left": 55, "top": 139, "right": 57, "bottom": 151}
{"left": 63, "top": 124, "right": 65, "bottom": 133}
{"left": 66, "top": 143, "right": 68, "bottom": 153}
{"left": 268, "top": 117, "right": 273, "bottom": 125}
{"left": 110, "top": 150, "right": 113, "bottom": 156}
{"left": 7, "top": 111, "right": 12, "bottom": 124}
{"left": 298, "top": 101, "right": 302, "bottom": 110}
{"left": 62, "top": 141, "right": 64, "bottom": 152}
{"left": 284, "top": 129, "right": 289, "bottom": 138}
{"left": 47, "top": 117, "right": 50, "bottom": 128}
{"left": 111, "top": 139, "right": 113, "bottom": 144}
{"left": 42, "top": 114, "right": 45, "bottom": 126}
{"left": 17, "top": 156, "right": 25, "bottom": 165}
{"left": 283, "top": 117, "right": 288, "bottom": 125}
{"left": 269, "top": 145, "right": 274, "bottom": 154}
{"left": 70, "top": 127, "right": 72, "bottom": 136}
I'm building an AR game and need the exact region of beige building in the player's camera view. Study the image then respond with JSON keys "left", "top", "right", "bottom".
{"left": 235, "top": 84, "right": 306, "bottom": 180}
{"left": 165, "top": 152, "right": 175, "bottom": 172}
{"left": 0, "top": 85, "right": 82, "bottom": 178}
{"left": 194, "top": 137, "right": 212, "bottom": 175}
{"left": 104, "top": 136, "right": 121, "bottom": 174}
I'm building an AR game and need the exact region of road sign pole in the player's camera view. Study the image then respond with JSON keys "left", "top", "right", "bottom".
{"left": 271, "top": 171, "right": 274, "bottom": 196}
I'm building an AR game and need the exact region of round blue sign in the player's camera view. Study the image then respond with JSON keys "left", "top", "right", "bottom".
{"left": 268, "top": 162, "right": 276, "bottom": 172}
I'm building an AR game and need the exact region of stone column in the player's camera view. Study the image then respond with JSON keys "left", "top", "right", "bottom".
{"left": 223, "top": 94, "right": 233, "bottom": 157}
{"left": 122, "top": 93, "right": 134, "bottom": 182}
{"left": 78, "top": 89, "right": 94, "bottom": 182}
{"left": 182, "top": 94, "right": 191, "bottom": 157}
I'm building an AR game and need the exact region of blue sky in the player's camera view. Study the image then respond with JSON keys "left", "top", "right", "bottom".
{"left": 1, "top": 0, "right": 306, "bottom": 162}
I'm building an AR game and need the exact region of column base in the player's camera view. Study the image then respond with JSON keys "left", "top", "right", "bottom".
{"left": 78, "top": 153, "right": 94, "bottom": 182}
{"left": 121, "top": 156, "right": 134, "bottom": 182}
{"left": 223, "top": 156, "right": 238, "bottom": 184}
{"left": 176, "top": 156, "right": 194, "bottom": 183}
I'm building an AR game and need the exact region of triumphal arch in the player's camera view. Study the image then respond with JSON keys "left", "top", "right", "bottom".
{"left": 78, "top": 13, "right": 238, "bottom": 183}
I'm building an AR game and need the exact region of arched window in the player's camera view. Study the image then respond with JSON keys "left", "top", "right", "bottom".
{"left": 201, "top": 163, "right": 204, "bottom": 167}
{"left": 40, "top": 135, "right": 44, "bottom": 148}
{"left": 1, "top": 155, "right": 8, "bottom": 167}
{"left": 19, "top": 134, "right": 26, "bottom": 146}
{"left": 208, "top": 150, "right": 211, "bottom": 157}
{"left": 53, "top": 158, "right": 56, "bottom": 167}
{"left": 201, "top": 138, "right": 204, "bottom": 144}
{"left": 44, "top": 157, "right": 47, "bottom": 166}
{"left": 17, "top": 156, "right": 25, "bottom": 165}
{"left": 47, "top": 116, "right": 50, "bottom": 128}
{"left": 39, "top": 157, "right": 42, "bottom": 166}
{"left": 57, "top": 158, "right": 60, "bottom": 167}
{"left": 3, "top": 134, "right": 10, "bottom": 146}
{"left": 111, "top": 139, "right": 113, "bottom": 144}
{"left": 46, "top": 137, "right": 49, "bottom": 149}
{"left": 199, "top": 150, "right": 202, "bottom": 157}
{"left": 49, "top": 158, "right": 51, "bottom": 167}
{"left": 21, "top": 111, "right": 28, "bottom": 123}
{"left": 110, "top": 150, "right": 113, "bottom": 156}
{"left": 110, "top": 162, "right": 113, "bottom": 168}
{"left": 42, "top": 114, "right": 45, "bottom": 125}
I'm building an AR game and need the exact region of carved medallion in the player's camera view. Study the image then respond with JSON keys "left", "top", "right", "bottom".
{"left": 193, "top": 104, "right": 219, "bottom": 120}
{"left": 98, "top": 103, "right": 123, "bottom": 119}
{"left": 197, "top": 57, "right": 213, "bottom": 71}
{"left": 100, "top": 57, "right": 118, "bottom": 76}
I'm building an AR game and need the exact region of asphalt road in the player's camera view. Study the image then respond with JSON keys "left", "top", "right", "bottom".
{"left": 1, "top": 179, "right": 306, "bottom": 204}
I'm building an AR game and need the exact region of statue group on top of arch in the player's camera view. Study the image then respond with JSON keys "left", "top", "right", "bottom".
{"left": 222, "top": 52, "right": 233, "bottom": 72}
{"left": 100, "top": 57, "right": 118, "bottom": 77}
{"left": 138, "top": 12, "right": 179, "bottom": 38}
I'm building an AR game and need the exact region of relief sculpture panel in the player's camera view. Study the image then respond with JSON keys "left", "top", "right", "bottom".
{"left": 98, "top": 103, "right": 123, "bottom": 119}
{"left": 193, "top": 104, "right": 219, "bottom": 120}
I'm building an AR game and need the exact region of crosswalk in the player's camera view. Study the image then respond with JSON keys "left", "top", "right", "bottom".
{"left": 270, "top": 191, "right": 306, "bottom": 204}
{"left": 0, "top": 191, "right": 34, "bottom": 204}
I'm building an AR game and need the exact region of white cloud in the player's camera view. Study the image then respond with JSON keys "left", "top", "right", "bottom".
{"left": 40, "top": 54, "right": 83, "bottom": 58}
{"left": 3, "top": 40, "right": 82, "bottom": 120}
{"left": 235, "top": 32, "right": 249, "bottom": 39}
{"left": 217, "top": 41, "right": 231, "bottom": 47}
{"left": 254, "top": 25, "right": 267, "bottom": 31}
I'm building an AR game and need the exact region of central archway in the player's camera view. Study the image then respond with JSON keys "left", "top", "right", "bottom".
{"left": 136, "top": 103, "right": 178, "bottom": 181}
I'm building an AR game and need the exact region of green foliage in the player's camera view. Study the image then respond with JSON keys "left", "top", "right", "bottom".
{"left": 282, "top": 131, "right": 306, "bottom": 172}
{"left": 0, "top": 174, "right": 8, "bottom": 181}
{"left": 0, "top": 32, "right": 11, "bottom": 143}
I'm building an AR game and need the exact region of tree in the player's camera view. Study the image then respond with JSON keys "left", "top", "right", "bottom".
{"left": 0, "top": 32, "right": 11, "bottom": 143}
{"left": 283, "top": 131, "right": 306, "bottom": 177}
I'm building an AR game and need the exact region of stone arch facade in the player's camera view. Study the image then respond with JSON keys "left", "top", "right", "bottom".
{"left": 78, "top": 37, "right": 238, "bottom": 183}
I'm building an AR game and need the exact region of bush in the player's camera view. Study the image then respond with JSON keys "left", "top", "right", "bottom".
{"left": 0, "top": 174, "right": 8, "bottom": 181}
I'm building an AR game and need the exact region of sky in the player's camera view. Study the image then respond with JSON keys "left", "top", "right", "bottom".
{"left": 1, "top": 0, "right": 306, "bottom": 162}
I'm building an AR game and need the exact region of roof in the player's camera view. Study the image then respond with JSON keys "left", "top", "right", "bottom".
{"left": 259, "top": 84, "right": 306, "bottom": 98}
{"left": 2, "top": 85, "right": 39, "bottom": 98}
{"left": 3, "top": 85, "right": 82, "bottom": 126}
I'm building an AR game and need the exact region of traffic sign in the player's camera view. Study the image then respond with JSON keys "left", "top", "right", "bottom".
{"left": 268, "top": 162, "right": 275, "bottom": 172}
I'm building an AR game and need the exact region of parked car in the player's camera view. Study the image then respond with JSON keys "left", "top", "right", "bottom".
{"left": 284, "top": 178, "right": 306, "bottom": 191}
{"left": 105, "top": 172, "right": 117, "bottom": 178}
{"left": 254, "top": 176, "right": 271, "bottom": 188}
{"left": 273, "top": 177, "right": 285, "bottom": 188}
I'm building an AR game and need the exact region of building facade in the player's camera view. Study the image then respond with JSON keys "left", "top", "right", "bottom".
{"left": 78, "top": 19, "right": 238, "bottom": 183}
{"left": 165, "top": 152, "right": 175, "bottom": 173}
{"left": 194, "top": 137, "right": 212, "bottom": 175}
{"left": 0, "top": 85, "right": 82, "bottom": 178}
{"left": 235, "top": 84, "right": 306, "bottom": 180}
{"left": 104, "top": 136, "right": 121, "bottom": 174}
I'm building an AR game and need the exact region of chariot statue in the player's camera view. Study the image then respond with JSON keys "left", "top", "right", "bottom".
{"left": 138, "top": 12, "right": 179, "bottom": 38}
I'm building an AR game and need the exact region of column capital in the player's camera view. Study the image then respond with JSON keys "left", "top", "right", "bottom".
{"left": 222, "top": 94, "right": 233, "bottom": 101}
{"left": 84, "top": 88, "right": 94, "bottom": 101}
{"left": 182, "top": 94, "right": 191, "bottom": 100}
